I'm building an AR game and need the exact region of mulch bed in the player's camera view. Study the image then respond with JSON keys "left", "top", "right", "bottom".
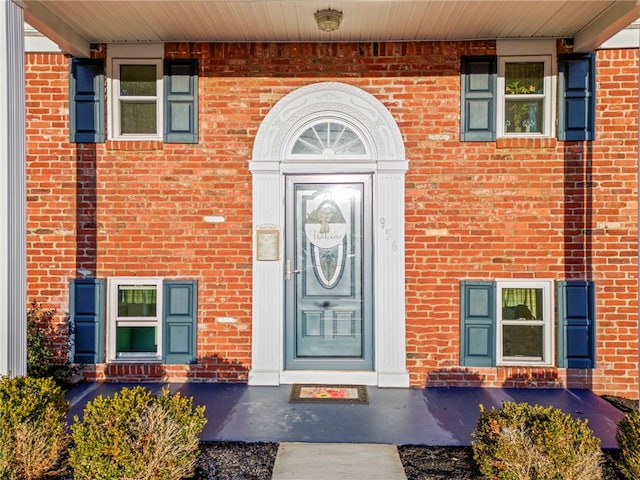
{"left": 191, "top": 442, "right": 278, "bottom": 480}
{"left": 188, "top": 443, "right": 626, "bottom": 480}
{"left": 398, "top": 445, "right": 480, "bottom": 480}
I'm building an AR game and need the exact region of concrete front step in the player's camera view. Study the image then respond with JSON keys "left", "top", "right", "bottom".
{"left": 270, "top": 442, "right": 407, "bottom": 480}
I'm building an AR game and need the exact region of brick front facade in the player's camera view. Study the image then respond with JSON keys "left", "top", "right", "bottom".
{"left": 25, "top": 41, "right": 639, "bottom": 397}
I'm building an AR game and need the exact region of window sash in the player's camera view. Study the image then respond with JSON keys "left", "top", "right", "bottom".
{"left": 496, "top": 279, "right": 553, "bottom": 366}
{"left": 119, "top": 101, "right": 157, "bottom": 134}
{"left": 502, "top": 323, "right": 544, "bottom": 361}
{"left": 111, "top": 59, "right": 162, "bottom": 140}
{"left": 119, "top": 64, "right": 157, "bottom": 96}
{"left": 117, "top": 283, "right": 157, "bottom": 319}
{"left": 116, "top": 325, "right": 158, "bottom": 357}
{"left": 108, "top": 277, "right": 163, "bottom": 361}
{"left": 497, "top": 56, "right": 552, "bottom": 138}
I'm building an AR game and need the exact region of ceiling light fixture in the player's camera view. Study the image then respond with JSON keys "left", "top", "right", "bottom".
{"left": 314, "top": 8, "right": 343, "bottom": 33}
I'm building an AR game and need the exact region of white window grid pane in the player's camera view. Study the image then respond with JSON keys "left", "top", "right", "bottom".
{"left": 117, "top": 283, "right": 157, "bottom": 319}
{"left": 119, "top": 101, "right": 157, "bottom": 134}
{"left": 115, "top": 325, "right": 158, "bottom": 357}
{"left": 502, "top": 323, "right": 545, "bottom": 361}
{"left": 119, "top": 64, "right": 157, "bottom": 96}
{"left": 110, "top": 58, "right": 163, "bottom": 140}
{"left": 496, "top": 279, "right": 554, "bottom": 366}
{"left": 107, "top": 277, "right": 163, "bottom": 361}
{"left": 497, "top": 55, "right": 553, "bottom": 138}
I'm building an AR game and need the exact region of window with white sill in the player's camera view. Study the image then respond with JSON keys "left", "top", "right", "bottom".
{"left": 496, "top": 279, "right": 553, "bottom": 365}
{"left": 111, "top": 59, "right": 163, "bottom": 140}
{"left": 497, "top": 56, "right": 552, "bottom": 138}
{"left": 108, "top": 277, "right": 163, "bottom": 361}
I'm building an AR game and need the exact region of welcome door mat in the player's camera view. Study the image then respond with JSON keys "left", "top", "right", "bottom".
{"left": 289, "top": 384, "right": 368, "bottom": 404}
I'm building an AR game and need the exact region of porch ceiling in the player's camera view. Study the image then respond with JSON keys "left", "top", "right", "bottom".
{"left": 15, "top": 0, "right": 640, "bottom": 58}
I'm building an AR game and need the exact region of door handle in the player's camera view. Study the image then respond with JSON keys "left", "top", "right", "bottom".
{"left": 285, "top": 259, "right": 300, "bottom": 280}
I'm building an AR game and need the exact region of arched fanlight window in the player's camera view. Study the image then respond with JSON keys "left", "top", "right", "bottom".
{"left": 290, "top": 120, "right": 368, "bottom": 158}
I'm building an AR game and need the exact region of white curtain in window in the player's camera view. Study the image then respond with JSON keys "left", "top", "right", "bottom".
{"left": 119, "top": 286, "right": 157, "bottom": 305}
{"left": 502, "top": 288, "right": 539, "bottom": 319}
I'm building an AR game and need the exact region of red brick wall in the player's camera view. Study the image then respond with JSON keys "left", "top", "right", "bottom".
{"left": 25, "top": 42, "right": 639, "bottom": 397}
{"left": 26, "top": 52, "right": 76, "bottom": 363}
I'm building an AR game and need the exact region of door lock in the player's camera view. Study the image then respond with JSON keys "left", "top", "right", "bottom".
{"left": 285, "top": 259, "right": 300, "bottom": 280}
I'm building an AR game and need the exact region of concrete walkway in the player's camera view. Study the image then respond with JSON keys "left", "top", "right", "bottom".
{"left": 271, "top": 443, "right": 407, "bottom": 480}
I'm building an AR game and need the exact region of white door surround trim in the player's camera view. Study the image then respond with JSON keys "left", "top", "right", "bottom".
{"left": 248, "top": 82, "right": 408, "bottom": 387}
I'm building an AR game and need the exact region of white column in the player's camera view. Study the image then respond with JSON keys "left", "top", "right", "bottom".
{"left": 0, "top": 0, "right": 27, "bottom": 377}
{"left": 375, "top": 162, "right": 410, "bottom": 387}
{"left": 248, "top": 164, "right": 283, "bottom": 385}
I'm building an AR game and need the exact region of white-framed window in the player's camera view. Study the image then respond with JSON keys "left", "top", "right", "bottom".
{"left": 107, "top": 277, "right": 163, "bottom": 361}
{"left": 497, "top": 55, "right": 552, "bottom": 137}
{"left": 496, "top": 279, "right": 553, "bottom": 366}
{"left": 107, "top": 44, "right": 164, "bottom": 141}
{"left": 110, "top": 58, "right": 163, "bottom": 140}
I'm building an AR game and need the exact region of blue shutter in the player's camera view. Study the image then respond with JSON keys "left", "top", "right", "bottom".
{"left": 70, "top": 278, "right": 105, "bottom": 364}
{"left": 163, "top": 280, "right": 197, "bottom": 364}
{"left": 460, "top": 281, "right": 496, "bottom": 366}
{"left": 69, "top": 58, "right": 105, "bottom": 143}
{"left": 558, "top": 54, "right": 595, "bottom": 141}
{"left": 163, "top": 59, "right": 198, "bottom": 143}
{"left": 557, "top": 280, "right": 596, "bottom": 368}
{"left": 460, "top": 56, "right": 497, "bottom": 141}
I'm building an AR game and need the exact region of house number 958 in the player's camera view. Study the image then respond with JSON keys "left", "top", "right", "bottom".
{"left": 379, "top": 218, "right": 397, "bottom": 252}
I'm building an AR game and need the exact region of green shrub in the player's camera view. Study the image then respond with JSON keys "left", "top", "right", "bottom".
{"left": 27, "top": 301, "right": 76, "bottom": 384}
{"left": 69, "top": 385, "right": 207, "bottom": 480}
{"left": 616, "top": 410, "right": 640, "bottom": 479}
{"left": 472, "top": 401, "right": 603, "bottom": 480}
{"left": 27, "top": 302, "right": 56, "bottom": 378}
{"left": 0, "top": 376, "right": 69, "bottom": 480}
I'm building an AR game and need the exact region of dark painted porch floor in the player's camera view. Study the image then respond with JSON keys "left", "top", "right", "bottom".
{"left": 66, "top": 383, "right": 625, "bottom": 449}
